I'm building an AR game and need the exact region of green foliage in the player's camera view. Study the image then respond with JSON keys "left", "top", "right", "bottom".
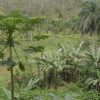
{"left": 79, "top": 90, "right": 100, "bottom": 100}
{"left": 16, "top": 86, "right": 100, "bottom": 100}
{"left": 24, "top": 45, "right": 44, "bottom": 53}
{"left": 34, "top": 35, "right": 49, "bottom": 41}
{"left": 19, "top": 61, "right": 25, "bottom": 71}
{"left": 0, "top": 52, "right": 4, "bottom": 59}
{"left": 84, "top": 47, "right": 100, "bottom": 68}
{"left": 73, "top": 1, "right": 100, "bottom": 34}
{"left": 0, "top": 87, "right": 11, "bottom": 100}
{"left": 43, "top": 18, "right": 71, "bottom": 34}
{"left": 8, "top": 10, "right": 24, "bottom": 18}
{"left": 22, "top": 16, "right": 46, "bottom": 32}
{"left": 0, "top": 1, "right": 100, "bottom": 99}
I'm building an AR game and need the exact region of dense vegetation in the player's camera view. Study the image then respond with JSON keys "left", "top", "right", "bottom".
{"left": 0, "top": 0, "right": 100, "bottom": 100}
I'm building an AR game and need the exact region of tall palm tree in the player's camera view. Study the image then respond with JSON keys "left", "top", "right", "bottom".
{"left": 73, "top": 1, "right": 100, "bottom": 48}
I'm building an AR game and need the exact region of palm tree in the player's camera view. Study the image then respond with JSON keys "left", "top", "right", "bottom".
{"left": 73, "top": 1, "right": 100, "bottom": 48}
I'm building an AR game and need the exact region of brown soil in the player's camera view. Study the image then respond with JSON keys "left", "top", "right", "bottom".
{"left": 0, "top": 67, "right": 9, "bottom": 74}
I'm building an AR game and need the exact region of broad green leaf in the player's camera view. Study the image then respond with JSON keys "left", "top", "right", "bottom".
{"left": 19, "top": 61, "right": 25, "bottom": 71}
{"left": 0, "top": 52, "right": 4, "bottom": 59}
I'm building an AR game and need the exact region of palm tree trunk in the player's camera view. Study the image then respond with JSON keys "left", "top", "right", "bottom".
{"left": 43, "top": 70, "right": 47, "bottom": 88}
{"left": 54, "top": 70, "right": 58, "bottom": 90}
{"left": 30, "top": 32, "right": 33, "bottom": 41}
{"left": 92, "top": 33, "right": 96, "bottom": 50}
{"left": 37, "top": 63, "right": 41, "bottom": 78}
{"left": 80, "top": 32, "right": 83, "bottom": 42}
{"left": 37, "top": 58, "right": 41, "bottom": 78}
{"left": 90, "top": 33, "right": 96, "bottom": 50}
{"left": 9, "top": 46, "right": 14, "bottom": 100}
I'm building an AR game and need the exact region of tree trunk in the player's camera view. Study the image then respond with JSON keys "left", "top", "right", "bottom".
{"left": 37, "top": 60, "right": 41, "bottom": 78}
{"left": 30, "top": 32, "right": 33, "bottom": 41}
{"left": 43, "top": 70, "right": 47, "bottom": 88}
{"left": 90, "top": 33, "right": 96, "bottom": 50}
{"left": 54, "top": 70, "right": 58, "bottom": 90}
{"left": 92, "top": 33, "right": 96, "bottom": 50}
{"left": 9, "top": 46, "right": 14, "bottom": 100}
{"left": 80, "top": 32, "right": 83, "bottom": 43}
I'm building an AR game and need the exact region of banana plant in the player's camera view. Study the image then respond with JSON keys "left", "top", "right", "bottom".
{"left": 84, "top": 47, "right": 100, "bottom": 68}
{"left": 39, "top": 51, "right": 65, "bottom": 89}
{"left": 84, "top": 47, "right": 100, "bottom": 91}
{"left": 83, "top": 47, "right": 100, "bottom": 77}
{"left": 85, "top": 69, "right": 100, "bottom": 91}
{"left": 57, "top": 42, "right": 85, "bottom": 82}
{"left": 38, "top": 42, "right": 85, "bottom": 87}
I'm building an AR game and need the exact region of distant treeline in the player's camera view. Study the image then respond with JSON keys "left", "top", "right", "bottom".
{"left": 0, "top": 0, "right": 96, "bottom": 17}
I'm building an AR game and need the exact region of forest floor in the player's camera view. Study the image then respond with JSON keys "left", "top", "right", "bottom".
{"left": 0, "top": 67, "right": 10, "bottom": 100}
{"left": 0, "top": 67, "right": 10, "bottom": 85}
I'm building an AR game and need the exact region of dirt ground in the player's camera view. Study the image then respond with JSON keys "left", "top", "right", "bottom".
{"left": 0, "top": 67, "right": 10, "bottom": 85}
